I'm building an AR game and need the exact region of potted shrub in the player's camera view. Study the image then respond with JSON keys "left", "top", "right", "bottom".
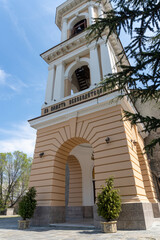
{"left": 18, "top": 187, "right": 37, "bottom": 230}
{"left": 97, "top": 177, "right": 121, "bottom": 233}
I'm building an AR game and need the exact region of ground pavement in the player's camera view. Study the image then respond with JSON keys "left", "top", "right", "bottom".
{"left": 0, "top": 216, "right": 160, "bottom": 240}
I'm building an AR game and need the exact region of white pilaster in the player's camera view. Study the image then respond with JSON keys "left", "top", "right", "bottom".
{"left": 100, "top": 42, "right": 112, "bottom": 77}
{"left": 88, "top": 4, "right": 94, "bottom": 25}
{"left": 45, "top": 65, "right": 55, "bottom": 104}
{"left": 90, "top": 46, "right": 101, "bottom": 85}
{"left": 61, "top": 18, "right": 68, "bottom": 42}
{"left": 53, "top": 62, "right": 65, "bottom": 101}
{"left": 98, "top": 4, "right": 104, "bottom": 17}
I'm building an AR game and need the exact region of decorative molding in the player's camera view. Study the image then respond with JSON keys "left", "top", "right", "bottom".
{"left": 64, "top": 57, "right": 90, "bottom": 80}
{"left": 68, "top": 12, "right": 89, "bottom": 30}
{"left": 29, "top": 89, "right": 145, "bottom": 141}
{"left": 56, "top": 0, "right": 96, "bottom": 30}
{"left": 41, "top": 31, "right": 88, "bottom": 64}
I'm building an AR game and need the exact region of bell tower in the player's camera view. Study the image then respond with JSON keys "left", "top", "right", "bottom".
{"left": 41, "top": 0, "right": 118, "bottom": 109}
{"left": 29, "top": 0, "right": 158, "bottom": 230}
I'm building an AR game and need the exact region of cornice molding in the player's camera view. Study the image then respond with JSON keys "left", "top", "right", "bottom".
{"left": 41, "top": 31, "right": 88, "bottom": 64}
{"left": 29, "top": 89, "right": 146, "bottom": 139}
{"left": 41, "top": 30, "right": 129, "bottom": 67}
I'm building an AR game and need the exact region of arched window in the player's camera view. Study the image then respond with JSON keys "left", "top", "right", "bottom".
{"left": 71, "top": 19, "right": 87, "bottom": 37}
{"left": 71, "top": 65, "right": 90, "bottom": 93}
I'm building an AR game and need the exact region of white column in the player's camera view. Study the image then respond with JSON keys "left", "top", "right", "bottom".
{"left": 98, "top": 5, "right": 104, "bottom": 18}
{"left": 53, "top": 62, "right": 65, "bottom": 101}
{"left": 88, "top": 4, "right": 94, "bottom": 25}
{"left": 100, "top": 42, "right": 112, "bottom": 78}
{"left": 90, "top": 46, "right": 101, "bottom": 85}
{"left": 61, "top": 18, "right": 68, "bottom": 42}
{"left": 45, "top": 65, "right": 55, "bottom": 104}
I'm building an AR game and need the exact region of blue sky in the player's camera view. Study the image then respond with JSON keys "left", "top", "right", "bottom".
{"left": 0, "top": 0, "right": 65, "bottom": 156}
{"left": 0, "top": 0, "right": 129, "bottom": 157}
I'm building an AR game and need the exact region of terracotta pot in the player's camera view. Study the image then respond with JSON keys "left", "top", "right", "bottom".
{"left": 18, "top": 220, "right": 30, "bottom": 230}
{"left": 101, "top": 221, "right": 117, "bottom": 233}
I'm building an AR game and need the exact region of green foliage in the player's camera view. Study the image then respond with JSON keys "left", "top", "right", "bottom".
{"left": 87, "top": 0, "right": 160, "bottom": 153}
{"left": 97, "top": 177, "right": 121, "bottom": 221}
{"left": 0, "top": 151, "right": 32, "bottom": 211}
{"left": 18, "top": 187, "right": 37, "bottom": 220}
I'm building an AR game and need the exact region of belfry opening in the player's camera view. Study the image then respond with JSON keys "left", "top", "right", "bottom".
{"left": 71, "top": 65, "right": 90, "bottom": 94}
{"left": 29, "top": 0, "right": 160, "bottom": 230}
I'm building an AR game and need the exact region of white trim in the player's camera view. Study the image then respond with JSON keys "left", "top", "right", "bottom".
{"left": 56, "top": 0, "right": 97, "bottom": 30}
{"left": 30, "top": 90, "right": 146, "bottom": 140}
{"left": 30, "top": 91, "right": 120, "bottom": 129}
{"left": 65, "top": 57, "right": 90, "bottom": 79}
{"left": 68, "top": 13, "right": 89, "bottom": 31}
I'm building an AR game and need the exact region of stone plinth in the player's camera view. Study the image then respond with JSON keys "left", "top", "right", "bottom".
{"left": 93, "top": 203, "right": 154, "bottom": 230}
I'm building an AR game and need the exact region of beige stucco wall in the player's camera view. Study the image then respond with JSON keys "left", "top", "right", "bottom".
{"left": 29, "top": 105, "right": 157, "bottom": 207}
{"left": 135, "top": 100, "right": 160, "bottom": 178}
{"left": 67, "top": 155, "right": 82, "bottom": 206}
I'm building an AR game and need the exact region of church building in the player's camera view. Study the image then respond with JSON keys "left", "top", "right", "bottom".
{"left": 29, "top": 0, "right": 160, "bottom": 230}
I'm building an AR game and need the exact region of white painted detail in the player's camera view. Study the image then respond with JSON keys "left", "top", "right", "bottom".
{"left": 61, "top": 18, "right": 68, "bottom": 41}
{"left": 29, "top": 89, "right": 146, "bottom": 138}
{"left": 68, "top": 13, "right": 89, "bottom": 31}
{"left": 107, "top": 42, "right": 118, "bottom": 73}
{"left": 88, "top": 4, "right": 94, "bottom": 25}
{"left": 90, "top": 46, "right": 101, "bottom": 85}
{"left": 53, "top": 63, "right": 64, "bottom": 101}
{"left": 70, "top": 144, "right": 94, "bottom": 206}
{"left": 56, "top": 0, "right": 100, "bottom": 30}
{"left": 45, "top": 65, "right": 55, "bottom": 103}
{"left": 29, "top": 91, "right": 121, "bottom": 129}
{"left": 98, "top": 4, "right": 103, "bottom": 17}
{"left": 65, "top": 57, "right": 90, "bottom": 80}
{"left": 100, "top": 42, "right": 112, "bottom": 77}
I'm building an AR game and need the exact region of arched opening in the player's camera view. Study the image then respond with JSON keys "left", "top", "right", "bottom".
{"left": 71, "top": 65, "right": 91, "bottom": 94}
{"left": 53, "top": 138, "right": 94, "bottom": 223}
{"left": 71, "top": 19, "right": 87, "bottom": 37}
{"left": 65, "top": 155, "right": 83, "bottom": 222}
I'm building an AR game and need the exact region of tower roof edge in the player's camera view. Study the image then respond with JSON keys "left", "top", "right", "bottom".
{"left": 56, "top": 0, "right": 92, "bottom": 30}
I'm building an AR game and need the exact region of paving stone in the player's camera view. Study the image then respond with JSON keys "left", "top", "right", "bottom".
{"left": 0, "top": 217, "right": 160, "bottom": 240}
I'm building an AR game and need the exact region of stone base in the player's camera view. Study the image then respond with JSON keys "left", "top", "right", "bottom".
{"left": 31, "top": 206, "right": 65, "bottom": 226}
{"left": 152, "top": 202, "right": 160, "bottom": 218}
{"left": 66, "top": 206, "right": 93, "bottom": 222}
{"left": 31, "top": 206, "right": 93, "bottom": 226}
{"left": 94, "top": 203, "right": 154, "bottom": 230}
{"left": 83, "top": 206, "right": 93, "bottom": 218}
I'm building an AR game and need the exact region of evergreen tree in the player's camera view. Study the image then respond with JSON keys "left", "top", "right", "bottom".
{"left": 19, "top": 187, "right": 37, "bottom": 220}
{"left": 87, "top": 0, "right": 160, "bottom": 152}
{"left": 97, "top": 177, "right": 121, "bottom": 221}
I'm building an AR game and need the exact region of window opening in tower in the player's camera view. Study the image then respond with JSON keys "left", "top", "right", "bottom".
{"left": 71, "top": 19, "right": 87, "bottom": 37}
{"left": 75, "top": 65, "right": 90, "bottom": 91}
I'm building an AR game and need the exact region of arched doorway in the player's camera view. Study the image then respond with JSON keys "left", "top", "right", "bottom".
{"left": 54, "top": 138, "right": 94, "bottom": 223}
{"left": 65, "top": 143, "right": 94, "bottom": 222}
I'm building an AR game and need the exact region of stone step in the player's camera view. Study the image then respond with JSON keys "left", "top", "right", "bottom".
{"left": 66, "top": 218, "right": 83, "bottom": 222}
{"left": 49, "top": 223, "right": 95, "bottom": 230}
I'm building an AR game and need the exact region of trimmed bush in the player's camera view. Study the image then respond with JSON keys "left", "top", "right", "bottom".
{"left": 18, "top": 187, "right": 37, "bottom": 220}
{"left": 97, "top": 177, "right": 121, "bottom": 221}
